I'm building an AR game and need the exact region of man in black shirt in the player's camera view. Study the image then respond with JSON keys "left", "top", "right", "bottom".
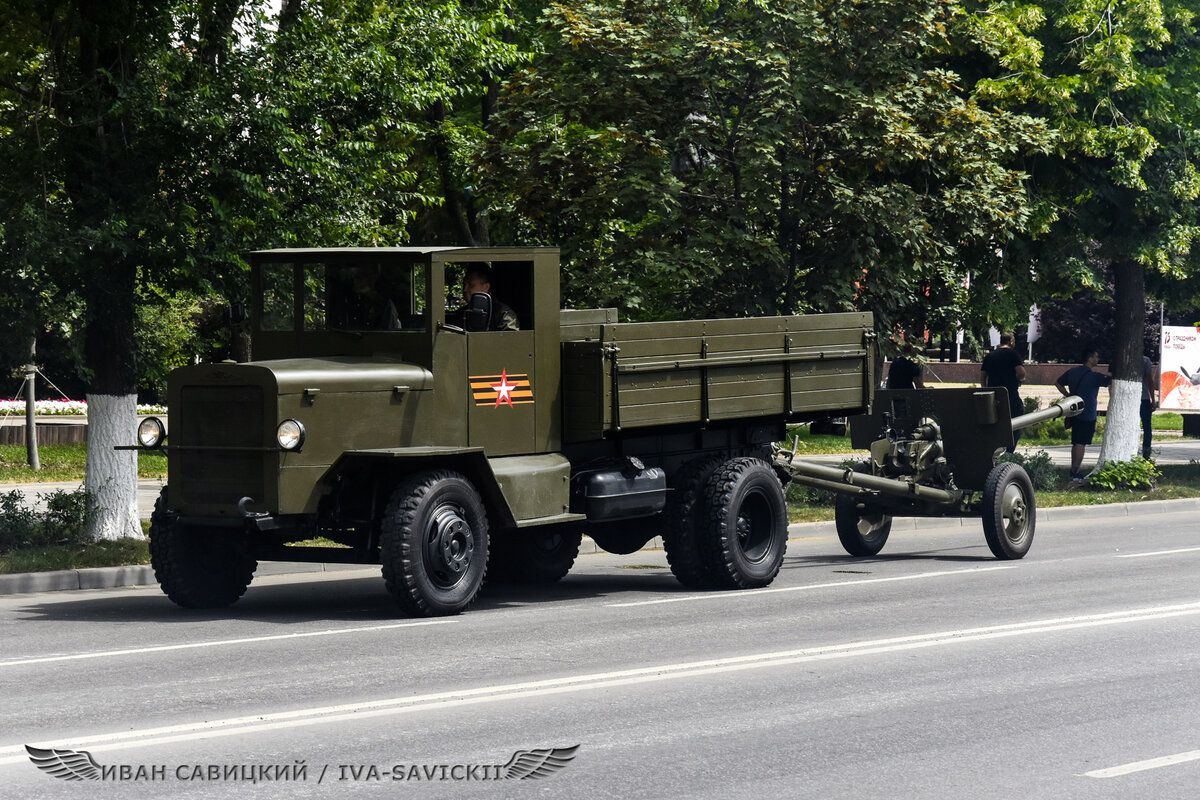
{"left": 886, "top": 345, "right": 926, "bottom": 389}
{"left": 981, "top": 332, "right": 1026, "bottom": 451}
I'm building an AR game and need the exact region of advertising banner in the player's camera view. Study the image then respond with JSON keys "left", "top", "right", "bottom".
{"left": 1159, "top": 326, "right": 1200, "bottom": 410}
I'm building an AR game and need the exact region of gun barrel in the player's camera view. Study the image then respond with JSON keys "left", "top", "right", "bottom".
{"left": 1011, "top": 395, "right": 1084, "bottom": 432}
{"left": 779, "top": 458, "right": 960, "bottom": 504}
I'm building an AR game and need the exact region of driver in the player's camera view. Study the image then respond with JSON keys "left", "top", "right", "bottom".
{"left": 457, "top": 265, "right": 519, "bottom": 331}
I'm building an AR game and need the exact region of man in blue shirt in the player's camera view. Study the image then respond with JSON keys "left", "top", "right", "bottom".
{"left": 1055, "top": 348, "right": 1112, "bottom": 481}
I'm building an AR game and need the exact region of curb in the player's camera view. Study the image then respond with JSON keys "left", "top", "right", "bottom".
{"left": 3, "top": 497, "right": 1200, "bottom": 597}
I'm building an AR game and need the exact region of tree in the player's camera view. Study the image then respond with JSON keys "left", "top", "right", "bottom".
{"left": 0, "top": 0, "right": 525, "bottom": 539}
{"left": 482, "top": 0, "right": 1050, "bottom": 333}
{"left": 965, "top": 0, "right": 1200, "bottom": 465}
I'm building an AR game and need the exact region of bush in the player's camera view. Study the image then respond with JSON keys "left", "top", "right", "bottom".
{"left": 0, "top": 488, "right": 93, "bottom": 554}
{"left": 1089, "top": 457, "right": 1161, "bottom": 491}
{"left": 996, "top": 450, "right": 1060, "bottom": 491}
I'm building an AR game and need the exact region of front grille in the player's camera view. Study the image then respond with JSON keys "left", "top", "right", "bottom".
{"left": 176, "top": 385, "right": 267, "bottom": 507}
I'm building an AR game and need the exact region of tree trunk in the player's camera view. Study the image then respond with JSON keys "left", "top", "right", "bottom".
{"left": 84, "top": 394, "right": 142, "bottom": 540}
{"left": 1093, "top": 259, "right": 1145, "bottom": 468}
{"left": 430, "top": 100, "right": 477, "bottom": 246}
{"left": 54, "top": 1, "right": 149, "bottom": 540}
{"left": 82, "top": 253, "right": 141, "bottom": 540}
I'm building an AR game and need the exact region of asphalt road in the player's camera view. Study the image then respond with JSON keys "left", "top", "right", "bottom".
{"left": 3, "top": 504, "right": 1200, "bottom": 798}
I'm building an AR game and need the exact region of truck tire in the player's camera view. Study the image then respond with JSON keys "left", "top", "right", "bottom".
{"left": 834, "top": 464, "right": 892, "bottom": 557}
{"left": 381, "top": 470, "right": 489, "bottom": 616}
{"left": 697, "top": 458, "right": 789, "bottom": 589}
{"left": 488, "top": 525, "right": 582, "bottom": 584}
{"left": 148, "top": 488, "right": 257, "bottom": 609}
{"left": 981, "top": 462, "right": 1035, "bottom": 560}
{"left": 663, "top": 456, "right": 723, "bottom": 588}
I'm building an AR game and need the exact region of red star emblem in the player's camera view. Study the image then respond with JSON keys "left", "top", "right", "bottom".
{"left": 491, "top": 368, "right": 516, "bottom": 408}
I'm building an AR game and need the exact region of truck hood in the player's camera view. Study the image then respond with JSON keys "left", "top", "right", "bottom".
{"left": 175, "top": 357, "right": 433, "bottom": 395}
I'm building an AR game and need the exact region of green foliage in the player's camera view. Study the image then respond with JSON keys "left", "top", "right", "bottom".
{"left": 0, "top": 488, "right": 93, "bottom": 554}
{"left": 0, "top": 0, "right": 530, "bottom": 399}
{"left": 1089, "top": 457, "right": 1162, "bottom": 490}
{"left": 484, "top": 0, "right": 1049, "bottom": 327}
{"left": 996, "top": 449, "right": 1061, "bottom": 491}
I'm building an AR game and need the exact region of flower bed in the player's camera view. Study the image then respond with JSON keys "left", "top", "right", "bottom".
{"left": 0, "top": 400, "right": 167, "bottom": 417}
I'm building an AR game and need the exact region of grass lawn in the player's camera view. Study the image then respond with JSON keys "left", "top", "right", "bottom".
{"left": 0, "top": 536, "right": 151, "bottom": 574}
{"left": 0, "top": 444, "right": 166, "bottom": 482}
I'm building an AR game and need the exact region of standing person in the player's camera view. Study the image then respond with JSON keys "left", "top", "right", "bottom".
{"left": 886, "top": 343, "right": 926, "bottom": 389}
{"left": 1141, "top": 354, "right": 1157, "bottom": 459}
{"left": 981, "top": 332, "right": 1027, "bottom": 452}
{"left": 1055, "top": 348, "right": 1112, "bottom": 483}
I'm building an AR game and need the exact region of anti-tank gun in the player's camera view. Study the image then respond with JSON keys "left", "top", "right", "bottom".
{"left": 775, "top": 388, "right": 1083, "bottom": 560}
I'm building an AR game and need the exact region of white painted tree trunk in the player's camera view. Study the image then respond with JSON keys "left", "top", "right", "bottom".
{"left": 84, "top": 393, "right": 143, "bottom": 540}
{"left": 1092, "top": 378, "right": 1142, "bottom": 470}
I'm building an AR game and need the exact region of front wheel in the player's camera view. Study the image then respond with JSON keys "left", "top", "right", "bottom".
{"left": 381, "top": 471, "right": 489, "bottom": 616}
{"left": 698, "top": 458, "right": 789, "bottom": 589}
{"left": 981, "top": 462, "right": 1036, "bottom": 560}
{"left": 148, "top": 488, "right": 257, "bottom": 609}
{"left": 834, "top": 465, "right": 892, "bottom": 557}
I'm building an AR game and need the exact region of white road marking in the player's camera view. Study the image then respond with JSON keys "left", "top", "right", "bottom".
{"left": 1084, "top": 749, "right": 1200, "bottom": 778}
{"left": 4, "top": 600, "right": 1200, "bottom": 764}
{"left": 607, "top": 566, "right": 1016, "bottom": 607}
{"left": 0, "top": 619, "right": 456, "bottom": 668}
{"left": 1116, "top": 546, "right": 1200, "bottom": 559}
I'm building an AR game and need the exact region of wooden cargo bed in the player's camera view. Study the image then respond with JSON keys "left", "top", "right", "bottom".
{"left": 560, "top": 312, "right": 875, "bottom": 442}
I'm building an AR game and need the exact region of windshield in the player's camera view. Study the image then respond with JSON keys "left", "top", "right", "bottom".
{"left": 259, "top": 261, "right": 427, "bottom": 333}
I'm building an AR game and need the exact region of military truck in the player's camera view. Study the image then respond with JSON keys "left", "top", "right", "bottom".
{"left": 135, "top": 247, "right": 875, "bottom": 616}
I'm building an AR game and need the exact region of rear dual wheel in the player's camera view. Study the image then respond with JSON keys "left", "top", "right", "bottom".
{"left": 697, "top": 457, "right": 789, "bottom": 589}
{"left": 488, "top": 524, "right": 582, "bottom": 584}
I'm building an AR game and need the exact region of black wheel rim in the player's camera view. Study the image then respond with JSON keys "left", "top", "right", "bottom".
{"left": 734, "top": 489, "right": 773, "bottom": 562}
{"left": 424, "top": 503, "right": 475, "bottom": 588}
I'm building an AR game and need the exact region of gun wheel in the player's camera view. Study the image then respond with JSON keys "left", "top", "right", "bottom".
{"left": 382, "top": 470, "right": 489, "bottom": 616}
{"left": 148, "top": 488, "right": 257, "bottom": 609}
{"left": 982, "top": 462, "right": 1035, "bottom": 559}
{"left": 834, "top": 504, "right": 892, "bottom": 557}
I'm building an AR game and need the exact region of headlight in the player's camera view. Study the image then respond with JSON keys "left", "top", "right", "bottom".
{"left": 276, "top": 419, "right": 306, "bottom": 450}
{"left": 137, "top": 417, "right": 166, "bottom": 448}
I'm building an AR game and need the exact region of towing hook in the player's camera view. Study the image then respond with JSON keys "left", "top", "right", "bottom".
{"left": 237, "top": 497, "right": 262, "bottom": 517}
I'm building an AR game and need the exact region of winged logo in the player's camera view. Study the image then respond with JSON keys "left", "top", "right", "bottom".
{"left": 500, "top": 745, "right": 580, "bottom": 780}
{"left": 25, "top": 745, "right": 102, "bottom": 781}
